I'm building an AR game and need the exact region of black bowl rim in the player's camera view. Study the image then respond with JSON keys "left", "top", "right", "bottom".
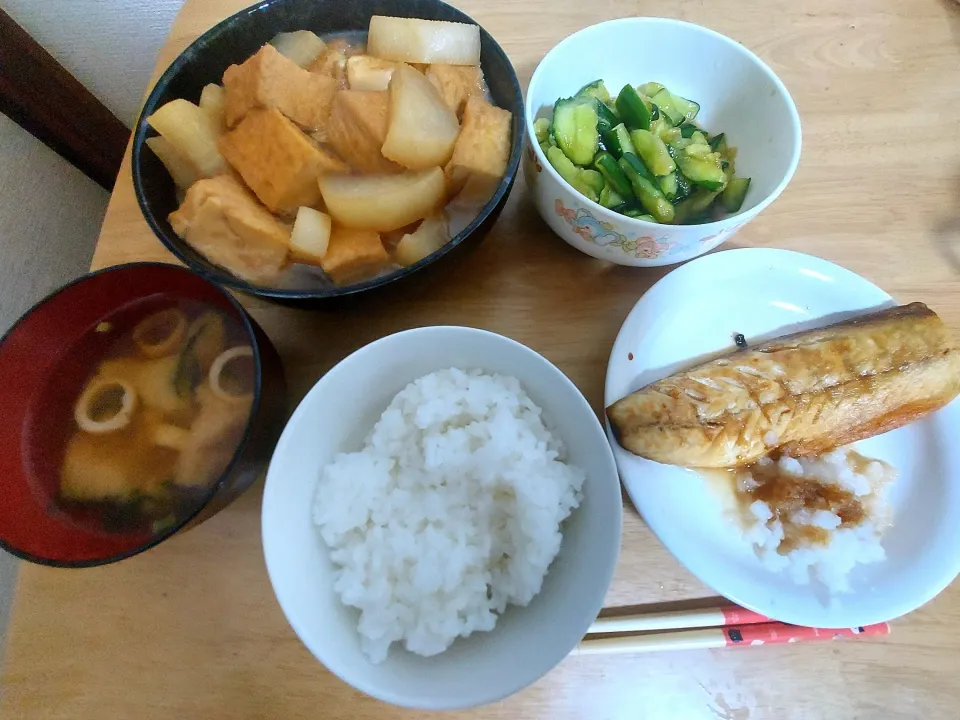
{"left": 132, "top": 0, "right": 525, "bottom": 301}
{"left": 0, "top": 262, "right": 269, "bottom": 568}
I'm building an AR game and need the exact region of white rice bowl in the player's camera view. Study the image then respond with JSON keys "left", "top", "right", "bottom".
{"left": 733, "top": 449, "right": 896, "bottom": 595}
{"left": 313, "top": 368, "right": 585, "bottom": 663}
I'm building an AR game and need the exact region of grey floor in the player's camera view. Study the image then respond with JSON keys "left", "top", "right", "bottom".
{"left": 0, "top": 112, "right": 109, "bottom": 663}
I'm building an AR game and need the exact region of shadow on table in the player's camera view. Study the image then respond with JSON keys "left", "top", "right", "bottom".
{"left": 596, "top": 596, "right": 729, "bottom": 621}
{"left": 933, "top": 167, "right": 960, "bottom": 275}
{"left": 939, "top": 0, "right": 960, "bottom": 45}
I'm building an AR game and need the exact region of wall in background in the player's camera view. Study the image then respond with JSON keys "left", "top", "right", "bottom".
{"left": 0, "top": 113, "right": 108, "bottom": 328}
{"left": 0, "top": 111, "right": 110, "bottom": 661}
{"left": 2, "top": 0, "right": 185, "bottom": 126}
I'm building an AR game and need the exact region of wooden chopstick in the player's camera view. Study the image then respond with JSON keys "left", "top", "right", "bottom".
{"left": 576, "top": 621, "right": 890, "bottom": 655}
{"left": 578, "top": 602, "right": 891, "bottom": 655}
{"left": 588, "top": 603, "right": 770, "bottom": 635}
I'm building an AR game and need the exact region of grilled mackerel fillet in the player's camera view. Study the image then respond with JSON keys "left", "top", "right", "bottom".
{"left": 607, "top": 303, "right": 960, "bottom": 467}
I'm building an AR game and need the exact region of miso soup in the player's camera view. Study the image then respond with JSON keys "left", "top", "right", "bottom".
{"left": 50, "top": 297, "right": 254, "bottom": 533}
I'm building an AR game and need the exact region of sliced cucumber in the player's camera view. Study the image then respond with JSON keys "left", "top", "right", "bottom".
{"left": 658, "top": 172, "right": 678, "bottom": 202}
{"left": 619, "top": 153, "right": 675, "bottom": 223}
{"left": 615, "top": 84, "right": 651, "bottom": 131}
{"left": 595, "top": 101, "right": 619, "bottom": 135}
{"left": 659, "top": 126, "right": 682, "bottom": 145}
{"left": 629, "top": 129, "right": 676, "bottom": 177}
{"left": 648, "top": 115, "right": 667, "bottom": 139}
{"left": 637, "top": 82, "right": 664, "bottom": 98}
{"left": 623, "top": 208, "right": 656, "bottom": 221}
{"left": 576, "top": 79, "right": 612, "bottom": 105}
{"left": 546, "top": 145, "right": 579, "bottom": 185}
{"left": 676, "top": 149, "right": 726, "bottom": 191}
{"left": 684, "top": 142, "right": 713, "bottom": 158}
{"left": 548, "top": 79, "right": 740, "bottom": 223}
{"left": 671, "top": 93, "right": 700, "bottom": 122}
{"left": 674, "top": 188, "right": 720, "bottom": 224}
{"left": 578, "top": 168, "right": 605, "bottom": 195}
{"left": 593, "top": 151, "right": 633, "bottom": 197}
{"left": 721, "top": 176, "right": 751, "bottom": 212}
{"left": 553, "top": 97, "right": 599, "bottom": 165}
{"left": 674, "top": 171, "right": 694, "bottom": 202}
{"left": 599, "top": 184, "right": 626, "bottom": 209}
{"left": 650, "top": 89, "right": 684, "bottom": 126}
{"left": 602, "top": 123, "right": 636, "bottom": 159}
{"left": 533, "top": 117, "right": 551, "bottom": 144}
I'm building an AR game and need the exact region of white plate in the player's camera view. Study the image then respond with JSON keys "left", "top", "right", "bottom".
{"left": 605, "top": 248, "right": 960, "bottom": 627}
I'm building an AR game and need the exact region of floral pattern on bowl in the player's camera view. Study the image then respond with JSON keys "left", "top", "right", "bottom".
{"left": 554, "top": 200, "right": 682, "bottom": 260}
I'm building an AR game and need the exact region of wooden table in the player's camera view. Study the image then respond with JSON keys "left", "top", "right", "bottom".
{"left": 4, "top": 0, "right": 960, "bottom": 717}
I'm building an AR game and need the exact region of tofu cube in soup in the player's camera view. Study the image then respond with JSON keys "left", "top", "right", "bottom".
{"left": 218, "top": 107, "right": 348, "bottom": 214}
{"left": 222, "top": 44, "right": 337, "bottom": 130}
{"left": 61, "top": 412, "right": 178, "bottom": 501}
{"left": 318, "top": 168, "right": 446, "bottom": 232}
{"left": 426, "top": 65, "right": 486, "bottom": 118}
{"left": 346, "top": 55, "right": 396, "bottom": 91}
{"left": 169, "top": 175, "right": 291, "bottom": 284}
{"left": 445, "top": 97, "right": 511, "bottom": 204}
{"left": 327, "top": 90, "right": 400, "bottom": 174}
{"left": 321, "top": 227, "right": 389, "bottom": 285}
{"left": 147, "top": 98, "right": 227, "bottom": 177}
{"left": 382, "top": 64, "right": 460, "bottom": 170}
{"left": 367, "top": 16, "right": 481, "bottom": 65}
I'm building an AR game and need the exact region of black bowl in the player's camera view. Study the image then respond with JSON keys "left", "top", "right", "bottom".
{"left": 132, "top": 0, "right": 524, "bottom": 307}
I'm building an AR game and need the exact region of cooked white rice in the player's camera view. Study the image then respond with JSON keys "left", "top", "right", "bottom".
{"left": 312, "top": 368, "right": 585, "bottom": 663}
{"left": 733, "top": 449, "right": 895, "bottom": 595}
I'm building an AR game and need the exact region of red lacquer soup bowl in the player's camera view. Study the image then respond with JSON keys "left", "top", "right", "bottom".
{"left": 0, "top": 263, "right": 287, "bottom": 566}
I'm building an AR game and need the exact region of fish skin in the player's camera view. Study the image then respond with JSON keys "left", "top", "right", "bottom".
{"left": 607, "top": 303, "right": 960, "bottom": 468}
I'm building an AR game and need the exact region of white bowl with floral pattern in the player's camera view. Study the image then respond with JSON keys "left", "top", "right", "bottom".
{"left": 524, "top": 18, "right": 801, "bottom": 266}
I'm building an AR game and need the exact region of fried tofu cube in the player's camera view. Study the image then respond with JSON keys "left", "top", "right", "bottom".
{"left": 218, "top": 107, "right": 349, "bottom": 214}
{"left": 326, "top": 90, "right": 401, "bottom": 174}
{"left": 222, "top": 44, "right": 337, "bottom": 129}
{"left": 426, "top": 65, "right": 486, "bottom": 117}
{"left": 321, "top": 226, "right": 389, "bottom": 285}
{"left": 169, "top": 175, "right": 291, "bottom": 284}
{"left": 444, "top": 96, "right": 511, "bottom": 203}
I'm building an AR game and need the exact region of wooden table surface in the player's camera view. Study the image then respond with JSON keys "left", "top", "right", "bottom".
{"left": 4, "top": 0, "right": 960, "bottom": 717}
